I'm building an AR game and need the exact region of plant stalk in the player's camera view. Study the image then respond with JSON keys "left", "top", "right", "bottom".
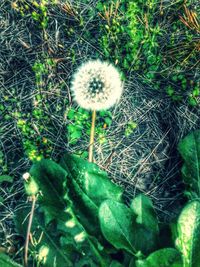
{"left": 24, "top": 195, "right": 36, "bottom": 267}
{"left": 88, "top": 110, "right": 96, "bottom": 162}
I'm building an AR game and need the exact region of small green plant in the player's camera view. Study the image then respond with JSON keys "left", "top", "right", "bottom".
{"left": 97, "top": 0, "right": 125, "bottom": 64}
{"left": 125, "top": 121, "right": 137, "bottom": 137}
{"left": 31, "top": 0, "right": 49, "bottom": 29}
{"left": 67, "top": 108, "right": 113, "bottom": 146}
{"left": 66, "top": 107, "right": 90, "bottom": 145}
{"left": 32, "top": 58, "right": 56, "bottom": 86}
{"left": 97, "top": 0, "right": 162, "bottom": 78}
{"left": 12, "top": 129, "right": 200, "bottom": 266}
{"left": 11, "top": 0, "right": 58, "bottom": 29}
{"left": 16, "top": 58, "right": 56, "bottom": 161}
{"left": 96, "top": 0, "right": 199, "bottom": 105}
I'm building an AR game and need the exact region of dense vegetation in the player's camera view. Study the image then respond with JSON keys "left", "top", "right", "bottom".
{"left": 0, "top": 0, "right": 199, "bottom": 266}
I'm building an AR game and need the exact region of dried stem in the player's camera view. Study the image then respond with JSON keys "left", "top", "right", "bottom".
{"left": 88, "top": 110, "right": 96, "bottom": 162}
{"left": 24, "top": 195, "right": 37, "bottom": 267}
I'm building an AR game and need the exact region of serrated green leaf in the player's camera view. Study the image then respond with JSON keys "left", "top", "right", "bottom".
{"left": 178, "top": 130, "right": 200, "bottom": 198}
{"left": 0, "top": 253, "right": 22, "bottom": 267}
{"left": 135, "top": 248, "right": 182, "bottom": 267}
{"left": 176, "top": 200, "right": 200, "bottom": 267}
{"left": 61, "top": 156, "right": 100, "bottom": 234}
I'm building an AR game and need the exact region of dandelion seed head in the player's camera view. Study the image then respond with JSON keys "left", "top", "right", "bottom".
{"left": 71, "top": 60, "right": 123, "bottom": 110}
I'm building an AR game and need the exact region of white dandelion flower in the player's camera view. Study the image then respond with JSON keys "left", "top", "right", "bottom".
{"left": 71, "top": 59, "right": 123, "bottom": 111}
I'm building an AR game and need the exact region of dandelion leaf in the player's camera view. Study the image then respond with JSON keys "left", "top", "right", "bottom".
{"left": 178, "top": 129, "right": 200, "bottom": 198}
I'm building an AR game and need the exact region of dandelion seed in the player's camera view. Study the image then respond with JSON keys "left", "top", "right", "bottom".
{"left": 71, "top": 59, "right": 123, "bottom": 111}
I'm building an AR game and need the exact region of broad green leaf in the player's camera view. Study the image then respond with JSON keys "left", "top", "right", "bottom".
{"left": 62, "top": 156, "right": 99, "bottom": 234}
{"left": 15, "top": 205, "right": 109, "bottom": 267}
{"left": 0, "top": 175, "right": 13, "bottom": 183}
{"left": 22, "top": 159, "right": 110, "bottom": 266}
{"left": 63, "top": 174, "right": 100, "bottom": 235}
{"left": 130, "top": 194, "right": 158, "bottom": 233}
{"left": 60, "top": 154, "right": 123, "bottom": 234}
{"left": 176, "top": 200, "right": 200, "bottom": 267}
{"left": 99, "top": 199, "right": 136, "bottom": 254}
{"left": 29, "top": 159, "right": 66, "bottom": 202}
{"left": 130, "top": 194, "right": 158, "bottom": 250}
{"left": 99, "top": 199, "right": 156, "bottom": 255}
{"left": 135, "top": 248, "right": 182, "bottom": 267}
{"left": 178, "top": 130, "right": 200, "bottom": 198}
{"left": 60, "top": 154, "right": 123, "bottom": 205}
{"left": 28, "top": 159, "right": 67, "bottom": 221}
{"left": 15, "top": 206, "right": 73, "bottom": 267}
{"left": 0, "top": 253, "right": 22, "bottom": 267}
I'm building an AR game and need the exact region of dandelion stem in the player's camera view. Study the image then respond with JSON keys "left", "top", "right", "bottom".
{"left": 89, "top": 110, "right": 96, "bottom": 162}
{"left": 24, "top": 195, "right": 36, "bottom": 267}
